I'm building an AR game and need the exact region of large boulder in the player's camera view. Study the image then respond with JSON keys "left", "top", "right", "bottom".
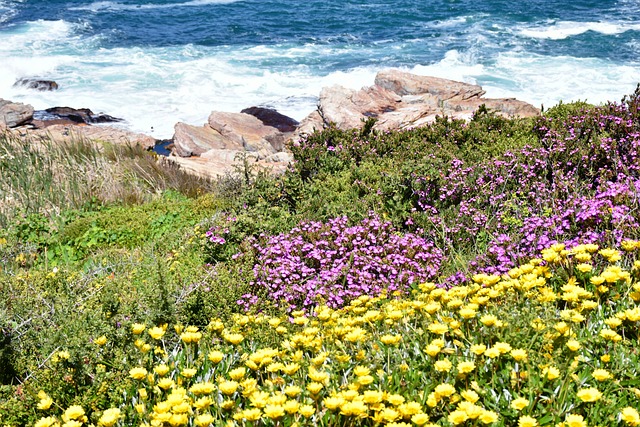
{"left": 298, "top": 69, "right": 540, "bottom": 134}
{"left": 208, "top": 111, "right": 284, "bottom": 154}
{"left": 172, "top": 111, "right": 287, "bottom": 159}
{"left": 172, "top": 122, "right": 238, "bottom": 157}
{"left": 0, "top": 99, "right": 34, "bottom": 128}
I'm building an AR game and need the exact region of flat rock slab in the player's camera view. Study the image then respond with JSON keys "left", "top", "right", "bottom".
{"left": 14, "top": 124, "right": 156, "bottom": 150}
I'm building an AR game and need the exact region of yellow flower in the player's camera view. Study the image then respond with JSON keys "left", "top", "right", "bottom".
{"left": 229, "top": 367, "right": 246, "bottom": 380}
{"left": 592, "top": 368, "right": 612, "bottom": 381}
{"left": 457, "top": 361, "right": 476, "bottom": 374}
{"left": 357, "top": 375, "right": 374, "bottom": 385}
{"left": 37, "top": 391, "right": 53, "bottom": 410}
{"left": 379, "top": 408, "right": 400, "bottom": 422}
{"left": 282, "top": 363, "right": 300, "bottom": 375}
{"left": 180, "top": 330, "right": 202, "bottom": 344}
{"left": 308, "top": 367, "right": 330, "bottom": 383}
{"left": 157, "top": 378, "right": 175, "bottom": 390}
{"left": 461, "top": 390, "right": 479, "bottom": 403}
{"left": 412, "top": 413, "right": 430, "bottom": 426}
{"left": 479, "top": 410, "right": 499, "bottom": 424}
{"left": 480, "top": 314, "right": 501, "bottom": 327}
{"left": 284, "top": 400, "right": 300, "bottom": 414}
{"left": 600, "top": 328, "right": 622, "bottom": 342}
{"left": 151, "top": 363, "right": 169, "bottom": 377}
{"left": 190, "top": 382, "right": 215, "bottom": 395}
{"left": 566, "top": 339, "right": 581, "bottom": 351}
{"left": 263, "top": 404, "right": 285, "bottom": 419}
{"left": 424, "top": 344, "right": 441, "bottom": 357}
{"left": 35, "top": 416, "right": 58, "bottom": 427}
{"left": 181, "top": 368, "right": 197, "bottom": 378}
{"left": 218, "top": 380, "right": 239, "bottom": 395}
{"left": 148, "top": 326, "right": 165, "bottom": 340}
{"left": 510, "top": 349, "right": 528, "bottom": 361}
{"left": 223, "top": 333, "right": 244, "bottom": 345}
{"left": 459, "top": 307, "right": 477, "bottom": 319}
{"left": 518, "top": 415, "right": 538, "bottom": 427}
{"left": 434, "top": 359, "right": 453, "bottom": 372}
{"left": 434, "top": 383, "right": 455, "bottom": 398}
{"left": 576, "top": 387, "right": 602, "bottom": 402}
{"left": 62, "top": 405, "right": 86, "bottom": 422}
{"left": 299, "top": 404, "right": 315, "bottom": 417}
{"left": 428, "top": 322, "right": 448, "bottom": 334}
{"left": 484, "top": 347, "right": 500, "bottom": 358}
{"left": 242, "top": 408, "right": 262, "bottom": 421}
{"left": 129, "top": 367, "right": 148, "bottom": 380}
{"left": 448, "top": 410, "right": 469, "bottom": 425}
{"left": 98, "top": 408, "right": 121, "bottom": 427}
{"left": 387, "top": 394, "right": 405, "bottom": 406}
{"left": 208, "top": 350, "right": 224, "bottom": 363}
{"left": 131, "top": 323, "right": 146, "bottom": 334}
{"left": 284, "top": 385, "right": 302, "bottom": 397}
{"left": 95, "top": 335, "right": 108, "bottom": 346}
{"left": 307, "top": 381, "right": 324, "bottom": 394}
{"left": 194, "top": 413, "right": 214, "bottom": 427}
{"left": 575, "top": 263, "right": 592, "bottom": 273}
{"left": 544, "top": 366, "right": 560, "bottom": 380}
{"left": 565, "top": 413, "right": 587, "bottom": 427}
{"left": 510, "top": 397, "right": 529, "bottom": 411}
{"left": 381, "top": 334, "right": 402, "bottom": 346}
{"left": 470, "top": 344, "right": 487, "bottom": 355}
{"left": 621, "top": 407, "right": 640, "bottom": 426}
{"left": 353, "top": 365, "right": 370, "bottom": 376}
{"left": 324, "top": 396, "right": 344, "bottom": 410}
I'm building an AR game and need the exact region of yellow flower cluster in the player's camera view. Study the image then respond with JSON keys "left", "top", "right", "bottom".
{"left": 32, "top": 242, "right": 640, "bottom": 427}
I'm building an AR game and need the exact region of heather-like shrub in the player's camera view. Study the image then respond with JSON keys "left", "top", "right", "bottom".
{"left": 232, "top": 214, "right": 443, "bottom": 311}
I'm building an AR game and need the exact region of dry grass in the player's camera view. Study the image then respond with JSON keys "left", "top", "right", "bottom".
{"left": 0, "top": 130, "right": 214, "bottom": 226}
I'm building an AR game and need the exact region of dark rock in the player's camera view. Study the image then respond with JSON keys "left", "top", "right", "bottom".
{"left": 240, "top": 107, "right": 299, "bottom": 133}
{"left": 14, "top": 78, "right": 59, "bottom": 91}
{"left": 44, "top": 107, "right": 122, "bottom": 124}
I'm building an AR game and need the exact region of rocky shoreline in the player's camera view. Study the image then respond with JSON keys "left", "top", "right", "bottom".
{"left": 1, "top": 69, "right": 540, "bottom": 179}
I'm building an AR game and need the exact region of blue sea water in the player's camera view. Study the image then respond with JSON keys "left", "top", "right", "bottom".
{"left": 1, "top": 0, "right": 640, "bottom": 137}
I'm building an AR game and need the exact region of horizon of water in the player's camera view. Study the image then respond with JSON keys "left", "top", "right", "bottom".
{"left": 1, "top": 0, "right": 640, "bottom": 138}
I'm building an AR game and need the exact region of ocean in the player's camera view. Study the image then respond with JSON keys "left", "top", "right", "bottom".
{"left": 1, "top": 0, "right": 640, "bottom": 138}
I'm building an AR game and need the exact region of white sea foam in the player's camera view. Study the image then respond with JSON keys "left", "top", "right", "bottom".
{"left": 518, "top": 20, "right": 640, "bottom": 40}
{"left": 410, "top": 49, "right": 640, "bottom": 110}
{"left": 70, "top": 0, "right": 240, "bottom": 12}
{"left": 2, "top": 18, "right": 640, "bottom": 140}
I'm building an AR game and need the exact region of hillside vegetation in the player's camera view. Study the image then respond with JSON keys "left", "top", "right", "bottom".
{"left": 1, "top": 91, "right": 640, "bottom": 427}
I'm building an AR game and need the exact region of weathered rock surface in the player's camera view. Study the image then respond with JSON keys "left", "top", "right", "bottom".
{"left": 0, "top": 99, "right": 34, "bottom": 128}
{"left": 172, "top": 122, "right": 236, "bottom": 157}
{"left": 296, "top": 69, "right": 540, "bottom": 136}
{"left": 16, "top": 124, "right": 156, "bottom": 150}
{"left": 172, "top": 111, "right": 289, "bottom": 160}
{"left": 170, "top": 110, "right": 296, "bottom": 179}
{"left": 14, "top": 78, "right": 59, "bottom": 91}
{"left": 208, "top": 111, "right": 285, "bottom": 154}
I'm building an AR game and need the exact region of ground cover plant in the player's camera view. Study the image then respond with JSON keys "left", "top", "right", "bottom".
{"left": 1, "top": 89, "right": 640, "bottom": 426}
{"left": 23, "top": 242, "right": 640, "bottom": 427}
